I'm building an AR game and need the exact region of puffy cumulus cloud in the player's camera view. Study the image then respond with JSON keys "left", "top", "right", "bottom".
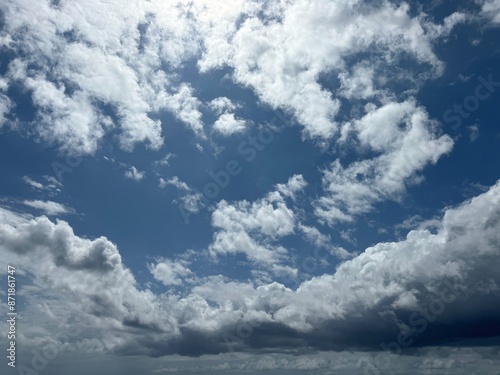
{"left": 0, "top": 214, "right": 179, "bottom": 355}
{"left": 179, "top": 192, "right": 205, "bottom": 215}
{"left": 0, "top": 216, "right": 121, "bottom": 270}
{"left": 208, "top": 175, "right": 305, "bottom": 274}
{"left": 22, "top": 199, "right": 73, "bottom": 216}
{"left": 276, "top": 174, "right": 307, "bottom": 200}
{"left": 192, "top": 0, "right": 263, "bottom": 70}
{"left": 149, "top": 259, "right": 193, "bottom": 286}
{"left": 0, "top": 0, "right": 469, "bottom": 152}
{"left": 213, "top": 113, "right": 248, "bottom": 135}
{"left": 8, "top": 61, "right": 112, "bottom": 155}
{"left": 1, "top": 0, "right": 204, "bottom": 155}
{"left": 187, "top": 181, "right": 500, "bottom": 353}
{"left": 288, "top": 181, "right": 500, "bottom": 342}
{"left": 198, "top": 0, "right": 466, "bottom": 140}
{"left": 1, "top": 182, "right": 500, "bottom": 357}
{"left": 208, "top": 97, "right": 247, "bottom": 135}
{"left": 162, "top": 84, "right": 204, "bottom": 136}
{"left": 337, "top": 63, "right": 379, "bottom": 100}
{"left": 208, "top": 97, "right": 239, "bottom": 115}
{"left": 315, "top": 100, "right": 453, "bottom": 224}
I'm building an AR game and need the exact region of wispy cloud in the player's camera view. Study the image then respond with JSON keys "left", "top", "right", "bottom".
{"left": 23, "top": 175, "right": 62, "bottom": 193}
{"left": 22, "top": 200, "right": 73, "bottom": 216}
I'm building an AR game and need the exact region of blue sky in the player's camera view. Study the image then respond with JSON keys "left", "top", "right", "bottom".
{"left": 1, "top": 0, "right": 500, "bottom": 374}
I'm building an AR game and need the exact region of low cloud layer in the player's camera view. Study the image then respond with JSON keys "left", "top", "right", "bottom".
{"left": 1, "top": 180, "right": 500, "bottom": 357}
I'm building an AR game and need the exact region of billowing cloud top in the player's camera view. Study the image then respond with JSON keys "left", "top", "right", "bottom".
{"left": 1, "top": 1, "right": 499, "bottom": 374}
{"left": 1, "top": 181, "right": 500, "bottom": 357}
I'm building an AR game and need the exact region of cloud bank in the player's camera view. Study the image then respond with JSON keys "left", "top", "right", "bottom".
{"left": 1, "top": 180, "right": 500, "bottom": 357}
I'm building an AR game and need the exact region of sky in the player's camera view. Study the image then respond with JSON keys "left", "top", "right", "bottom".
{"left": 1, "top": 0, "right": 500, "bottom": 374}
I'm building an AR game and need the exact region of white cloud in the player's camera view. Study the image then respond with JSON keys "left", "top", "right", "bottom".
{"left": 338, "top": 63, "right": 379, "bottom": 100}
{"left": 198, "top": 0, "right": 465, "bottom": 140}
{"left": 208, "top": 96, "right": 248, "bottom": 136}
{"left": 298, "top": 223, "right": 352, "bottom": 260}
{"left": 276, "top": 174, "right": 307, "bottom": 200}
{"left": 0, "top": 214, "right": 177, "bottom": 354}
{"left": 394, "top": 214, "right": 441, "bottom": 236}
{"left": 0, "top": 0, "right": 468, "bottom": 152}
{"left": 163, "top": 84, "right": 204, "bottom": 136}
{"left": 22, "top": 176, "right": 45, "bottom": 190}
{"left": 0, "top": 207, "right": 32, "bottom": 226}
{"left": 1, "top": 0, "right": 205, "bottom": 155}
{"left": 0, "top": 77, "right": 12, "bottom": 127}
{"left": 23, "top": 175, "right": 62, "bottom": 193}
{"left": 154, "top": 153, "right": 174, "bottom": 167}
{"left": 480, "top": 0, "right": 500, "bottom": 24}
{"left": 208, "top": 97, "right": 238, "bottom": 115}
{"left": 22, "top": 200, "right": 73, "bottom": 216}
{"left": 159, "top": 176, "right": 190, "bottom": 191}
{"left": 0, "top": 93, "right": 11, "bottom": 126}
{"left": 43, "top": 175, "right": 63, "bottom": 188}
{"left": 158, "top": 177, "right": 205, "bottom": 215}
{"left": 11, "top": 64, "right": 112, "bottom": 155}
{"left": 0, "top": 77, "right": 8, "bottom": 91}
{"left": 208, "top": 97, "right": 247, "bottom": 135}
{"left": 213, "top": 113, "right": 248, "bottom": 135}
{"left": 1, "top": 181, "right": 500, "bottom": 356}
{"left": 125, "top": 166, "right": 145, "bottom": 181}
{"left": 196, "top": 181, "right": 500, "bottom": 336}
{"left": 0, "top": 0, "right": 497, "bottom": 361}
{"left": 208, "top": 175, "right": 305, "bottom": 273}
{"left": 180, "top": 192, "right": 205, "bottom": 215}
{"left": 298, "top": 224, "right": 331, "bottom": 249}
{"left": 315, "top": 100, "right": 453, "bottom": 224}
{"left": 149, "top": 259, "right": 193, "bottom": 286}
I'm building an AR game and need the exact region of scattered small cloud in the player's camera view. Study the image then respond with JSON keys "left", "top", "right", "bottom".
{"left": 23, "top": 176, "right": 45, "bottom": 190}
{"left": 159, "top": 176, "right": 190, "bottom": 191}
{"left": 125, "top": 166, "right": 145, "bottom": 181}
{"left": 467, "top": 124, "right": 480, "bottom": 141}
{"left": 154, "top": 153, "right": 174, "bottom": 167}
{"left": 208, "top": 97, "right": 239, "bottom": 115}
{"left": 149, "top": 259, "right": 194, "bottom": 286}
{"left": 159, "top": 177, "right": 205, "bottom": 215}
{"left": 213, "top": 113, "right": 248, "bottom": 135}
